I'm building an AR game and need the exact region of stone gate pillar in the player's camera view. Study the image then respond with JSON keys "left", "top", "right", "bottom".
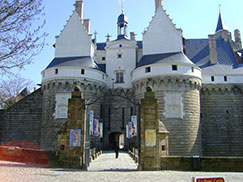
{"left": 139, "top": 87, "right": 168, "bottom": 170}
{"left": 57, "top": 87, "right": 86, "bottom": 169}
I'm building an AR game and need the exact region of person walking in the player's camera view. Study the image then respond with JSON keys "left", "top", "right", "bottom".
{"left": 114, "top": 143, "right": 119, "bottom": 158}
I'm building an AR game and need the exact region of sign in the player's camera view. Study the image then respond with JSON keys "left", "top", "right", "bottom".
{"left": 128, "top": 121, "right": 135, "bottom": 139}
{"left": 99, "top": 123, "right": 103, "bottom": 138}
{"left": 145, "top": 129, "right": 156, "bottom": 147}
{"left": 131, "top": 115, "right": 137, "bottom": 135}
{"left": 193, "top": 177, "right": 225, "bottom": 182}
{"left": 69, "top": 129, "right": 81, "bottom": 147}
{"left": 89, "top": 110, "right": 94, "bottom": 135}
{"left": 93, "top": 119, "right": 99, "bottom": 137}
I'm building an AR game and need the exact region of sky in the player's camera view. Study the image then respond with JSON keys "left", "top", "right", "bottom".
{"left": 18, "top": 0, "right": 243, "bottom": 86}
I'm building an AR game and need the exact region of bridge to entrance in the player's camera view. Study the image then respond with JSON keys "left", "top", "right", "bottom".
{"left": 56, "top": 86, "right": 169, "bottom": 171}
{"left": 88, "top": 150, "right": 138, "bottom": 171}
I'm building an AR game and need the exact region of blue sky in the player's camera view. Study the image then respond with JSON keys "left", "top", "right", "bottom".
{"left": 19, "top": 0, "right": 243, "bottom": 86}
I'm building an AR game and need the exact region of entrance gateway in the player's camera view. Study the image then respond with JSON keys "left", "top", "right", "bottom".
{"left": 57, "top": 86, "right": 169, "bottom": 170}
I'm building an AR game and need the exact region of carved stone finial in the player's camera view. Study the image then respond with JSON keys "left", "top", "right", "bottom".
{"left": 146, "top": 86, "right": 153, "bottom": 92}
{"left": 74, "top": 85, "right": 81, "bottom": 92}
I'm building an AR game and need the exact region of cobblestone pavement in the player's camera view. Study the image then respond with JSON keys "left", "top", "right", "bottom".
{"left": 1, "top": 151, "right": 243, "bottom": 182}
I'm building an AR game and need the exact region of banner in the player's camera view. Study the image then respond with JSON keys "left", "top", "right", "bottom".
{"left": 128, "top": 121, "right": 135, "bottom": 139}
{"left": 131, "top": 115, "right": 137, "bottom": 135}
{"left": 69, "top": 129, "right": 81, "bottom": 147}
{"left": 93, "top": 119, "right": 99, "bottom": 137}
{"left": 99, "top": 123, "right": 103, "bottom": 138}
{"left": 89, "top": 110, "right": 94, "bottom": 135}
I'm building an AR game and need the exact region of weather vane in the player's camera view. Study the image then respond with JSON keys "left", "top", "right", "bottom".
{"left": 118, "top": 0, "right": 125, "bottom": 13}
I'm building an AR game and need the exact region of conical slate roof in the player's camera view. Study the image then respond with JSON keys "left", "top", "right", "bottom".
{"left": 216, "top": 11, "right": 228, "bottom": 32}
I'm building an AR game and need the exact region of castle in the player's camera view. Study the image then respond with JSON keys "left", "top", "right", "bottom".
{"left": 1, "top": 0, "right": 243, "bottom": 158}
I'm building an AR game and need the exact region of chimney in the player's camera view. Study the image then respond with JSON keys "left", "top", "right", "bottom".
{"left": 130, "top": 32, "right": 136, "bottom": 40}
{"left": 234, "top": 29, "right": 242, "bottom": 48}
{"left": 75, "top": 0, "right": 84, "bottom": 20}
{"left": 83, "top": 19, "right": 90, "bottom": 34}
{"left": 155, "top": 0, "right": 163, "bottom": 11}
{"left": 208, "top": 34, "right": 218, "bottom": 64}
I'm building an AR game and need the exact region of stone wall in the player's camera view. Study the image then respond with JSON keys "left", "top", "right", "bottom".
{"left": 2, "top": 89, "right": 43, "bottom": 146}
{"left": 161, "top": 156, "right": 243, "bottom": 172}
{"left": 201, "top": 84, "right": 243, "bottom": 156}
{"left": 0, "top": 110, "right": 5, "bottom": 144}
{"left": 41, "top": 80, "right": 105, "bottom": 152}
{"left": 103, "top": 89, "right": 136, "bottom": 150}
{"left": 134, "top": 76, "right": 202, "bottom": 156}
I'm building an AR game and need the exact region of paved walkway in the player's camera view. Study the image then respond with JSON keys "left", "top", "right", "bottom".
{"left": 1, "top": 152, "right": 243, "bottom": 182}
{"left": 88, "top": 150, "right": 138, "bottom": 171}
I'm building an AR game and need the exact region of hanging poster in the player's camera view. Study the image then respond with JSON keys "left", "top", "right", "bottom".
{"left": 145, "top": 129, "right": 156, "bottom": 147}
{"left": 69, "top": 129, "right": 81, "bottom": 147}
{"left": 126, "top": 125, "right": 129, "bottom": 138}
{"left": 128, "top": 121, "right": 134, "bottom": 139}
{"left": 93, "top": 119, "right": 99, "bottom": 137}
{"left": 89, "top": 110, "right": 94, "bottom": 135}
{"left": 131, "top": 115, "right": 137, "bottom": 135}
{"left": 99, "top": 123, "right": 103, "bottom": 138}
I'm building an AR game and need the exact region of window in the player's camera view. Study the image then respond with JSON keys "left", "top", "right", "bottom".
{"left": 119, "top": 44, "right": 122, "bottom": 48}
{"left": 191, "top": 67, "right": 194, "bottom": 72}
{"left": 55, "top": 69, "right": 58, "bottom": 74}
{"left": 81, "top": 69, "right": 85, "bottom": 75}
{"left": 102, "top": 57, "right": 106, "bottom": 61}
{"left": 172, "top": 65, "right": 178, "bottom": 71}
{"left": 145, "top": 67, "right": 151, "bottom": 73}
{"left": 117, "top": 54, "right": 122, "bottom": 58}
{"left": 224, "top": 76, "right": 228, "bottom": 82}
{"left": 102, "top": 74, "right": 105, "bottom": 80}
{"left": 211, "top": 76, "right": 215, "bottom": 82}
{"left": 116, "top": 72, "right": 124, "bottom": 83}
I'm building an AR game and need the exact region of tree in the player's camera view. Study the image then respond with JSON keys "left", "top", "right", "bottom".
{"left": 0, "top": 75, "right": 34, "bottom": 109}
{"left": 0, "top": 0, "right": 47, "bottom": 75}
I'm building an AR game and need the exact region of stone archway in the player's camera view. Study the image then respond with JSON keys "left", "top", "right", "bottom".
{"left": 108, "top": 132, "right": 124, "bottom": 150}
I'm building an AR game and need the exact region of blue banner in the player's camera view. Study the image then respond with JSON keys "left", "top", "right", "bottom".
{"left": 69, "top": 129, "right": 81, "bottom": 147}
{"left": 93, "top": 119, "right": 99, "bottom": 137}
{"left": 128, "top": 122, "right": 134, "bottom": 139}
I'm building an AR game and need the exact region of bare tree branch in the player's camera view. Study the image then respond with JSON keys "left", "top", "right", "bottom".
{"left": 0, "top": 75, "right": 35, "bottom": 109}
{"left": 0, "top": 0, "right": 47, "bottom": 75}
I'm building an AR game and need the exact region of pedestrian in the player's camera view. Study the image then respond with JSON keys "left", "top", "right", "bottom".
{"left": 114, "top": 143, "right": 119, "bottom": 158}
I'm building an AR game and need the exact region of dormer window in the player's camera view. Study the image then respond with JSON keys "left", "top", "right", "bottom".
{"left": 172, "top": 65, "right": 178, "bottom": 71}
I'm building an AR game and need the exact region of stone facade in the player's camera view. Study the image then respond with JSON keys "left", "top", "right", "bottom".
{"left": 1, "top": 89, "right": 43, "bottom": 146}
{"left": 41, "top": 79, "right": 105, "bottom": 151}
{"left": 139, "top": 88, "right": 169, "bottom": 170}
{"left": 134, "top": 76, "right": 202, "bottom": 156}
{"left": 57, "top": 89, "right": 86, "bottom": 169}
{"left": 201, "top": 84, "right": 243, "bottom": 156}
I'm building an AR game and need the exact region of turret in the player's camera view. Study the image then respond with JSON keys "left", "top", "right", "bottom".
{"left": 117, "top": 13, "right": 128, "bottom": 39}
